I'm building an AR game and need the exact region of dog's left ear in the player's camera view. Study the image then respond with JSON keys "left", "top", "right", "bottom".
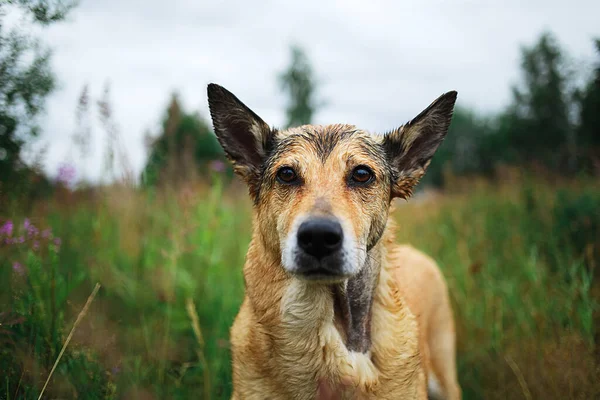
{"left": 207, "top": 83, "right": 274, "bottom": 197}
{"left": 383, "top": 91, "right": 457, "bottom": 199}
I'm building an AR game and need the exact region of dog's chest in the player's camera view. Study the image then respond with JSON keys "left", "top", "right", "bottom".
{"left": 232, "top": 272, "right": 424, "bottom": 399}
{"left": 272, "top": 282, "right": 336, "bottom": 393}
{"left": 273, "top": 281, "right": 377, "bottom": 399}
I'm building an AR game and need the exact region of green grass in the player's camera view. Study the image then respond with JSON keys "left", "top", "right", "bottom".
{"left": 1, "top": 177, "right": 599, "bottom": 399}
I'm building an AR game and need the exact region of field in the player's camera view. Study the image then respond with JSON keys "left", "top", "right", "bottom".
{"left": 1, "top": 175, "right": 599, "bottom": 399}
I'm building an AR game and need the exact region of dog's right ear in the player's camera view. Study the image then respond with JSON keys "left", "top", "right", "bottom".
{"left": 207, "top": 83, "right": 274, "bottom": 194}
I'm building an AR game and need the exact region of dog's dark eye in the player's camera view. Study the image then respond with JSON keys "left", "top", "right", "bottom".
{"left": 277, "top": 167, "right": 298, "bottom": 184}
{"left": 351, "top": 166, "right": 374, "bottom": 184}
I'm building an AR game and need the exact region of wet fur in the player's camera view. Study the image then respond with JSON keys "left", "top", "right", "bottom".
{"left": 207, "top": 84, "right": 461, "bottom": 399}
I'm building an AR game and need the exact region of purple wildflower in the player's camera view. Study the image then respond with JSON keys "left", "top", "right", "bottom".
{"left": 57, "top": 163, "right": 77, "bottom": 186}
{"left": 0, "top": 221, "right": 13, "bottom": 236}
{"left": 24, "top": 219, "right": 36, "bottom": 235}
{"left": 17, "top": 236, "right": 25, "bottom": 244}
{"left": 12, "top": 262, "right": 25, "bottom": 275}
{"left": 41, "top": 229, "right": 52, "bottom": 238}
{"left": 54, "top": 237, "right": 62, "bottom": 246}
{"left": 33, "top": 241, "right": 40, "bottom": 251}
{"left": 209, "top": 160, "right": 226, "bottom": 173}
{"left": 24, "top": 219, "right": 38, "bottom": 237}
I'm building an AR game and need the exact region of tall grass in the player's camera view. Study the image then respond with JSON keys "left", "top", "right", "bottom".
{"left": 1, "top": 176, "right": 598, "bottom": 399}
{"left": 393, "top": 178, "right": 599, "bottom": 399}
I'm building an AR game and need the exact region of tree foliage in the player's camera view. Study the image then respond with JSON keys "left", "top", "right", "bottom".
{"left": 142, "top": 94, "right": 225, "bottom": 187}
{"left": 577, "top": 39, "right": 600, "bottom": 169}
{"left": 0, "top": 0, "right": 76, "bottom": 190}
{"left": 504, "top": 32, "right": 575, "bottom": 169}
{"left": 279, "top": 45, "right": 319, "bottom": 128}
{"left": 426, "top": 32, "right": 600, "bottom": 187}
{"left": 5, "top": 0, "right": 76, "bottom": 24}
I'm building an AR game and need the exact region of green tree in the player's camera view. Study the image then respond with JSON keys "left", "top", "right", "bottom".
{"left": 502, "top": 32, "right": 575, "bottom": 170}
{"left": 576, "top": 39, "right": 600, "bottom": 170}
{"left": 142, "top": 93, "right": 225, "bottom": 186}
{"left": 0, "top": 0, "right": 76, "bottom": 190}
{"left": 279, "top": 45, "right": 320, "bottom": 128}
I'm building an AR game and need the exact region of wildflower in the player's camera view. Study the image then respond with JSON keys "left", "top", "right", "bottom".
{"left": 33, "top": 241, "right": 40, "bottom": 251}
{"left": 23, "top": 219, "right": 38, "bottom": 237}
{"left": 17, "top": 236, "right": 25, "bottom": 243}
{"left": 0, "top": 221, "right": 13, "bottom": 236}
{"left": 209, "top": 160, "right": 226, "bottom": 173}
{"left": 41, "top": 229, "right": 52, "bottom": 238}
{"left": 12, "top": 262, "right": 25, "bottom": 275}
{"left": 52, "top": 237, "right": 62, "bottom": 252}
{"left": 5, "top": 238, "right": 14, "bottom": 245}
{"left": 57, "top": 163, "right": 77, "bottom": 186}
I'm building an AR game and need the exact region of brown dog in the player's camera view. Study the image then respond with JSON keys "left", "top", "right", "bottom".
{"left": 208, "top": 84, "right": 461, "bottom": 400}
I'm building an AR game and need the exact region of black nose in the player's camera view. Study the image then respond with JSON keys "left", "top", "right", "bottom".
{"left": 297, "top": 219, "right": 343, "bottom": 259}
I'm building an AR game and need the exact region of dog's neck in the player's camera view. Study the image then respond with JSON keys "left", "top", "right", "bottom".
{"left": 246, "top": 225, "right": 388, "bottom": 355}
{"left": 332, "top": 243, "right": 382, "bottom": 353}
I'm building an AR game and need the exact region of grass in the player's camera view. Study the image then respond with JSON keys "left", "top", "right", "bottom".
{"left": 1, "top": 175, "right": 598, "bottom": 399}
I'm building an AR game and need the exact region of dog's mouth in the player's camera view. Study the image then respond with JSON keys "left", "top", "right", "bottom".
{"left": 297, "top": 267, "right": 351, "bottom": 282}
{"left": 292, "top": 254, "right": 354, "bottom": 283}
{"left": 302, "top": 269, "right": 341, "bottom": 278}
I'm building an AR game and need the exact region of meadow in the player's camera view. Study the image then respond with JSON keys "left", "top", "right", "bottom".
{"left": 1, "top": 173, "right": 599, "bottom": 399}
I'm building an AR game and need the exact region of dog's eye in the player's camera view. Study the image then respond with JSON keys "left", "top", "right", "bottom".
{"left": 351, "top": 166, "right": 374, "bottom": 184}
{"left": 277, "top": 167, "right": 298, "bottom": 184}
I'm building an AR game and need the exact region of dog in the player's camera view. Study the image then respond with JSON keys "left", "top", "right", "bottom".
{"left": 207, "top": 83, "right": 461, "bottom": 400}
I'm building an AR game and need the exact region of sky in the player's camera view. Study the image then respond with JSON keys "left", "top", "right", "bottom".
{"left": 18, "top": 0, "right": 600, "bottom": 183}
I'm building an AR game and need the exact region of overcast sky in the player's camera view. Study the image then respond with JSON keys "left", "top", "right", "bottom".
{"left": 24, "top": 0, "right": 600, "bottom": 183}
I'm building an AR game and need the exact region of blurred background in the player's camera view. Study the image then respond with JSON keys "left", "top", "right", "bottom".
{"left": 1, "top": 0, "right": 599, "bottom": 399}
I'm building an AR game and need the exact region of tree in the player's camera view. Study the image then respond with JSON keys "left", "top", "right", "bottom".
{"left": 503, "top": 32, "right": 575, "bottom": 170}
{"left": 279, "top": 45, "right": 320, "bottom": 128}
{"left": 142, "top": 93, "right": 225, "bottom": 187}
{"left": 576, "top": 39, "right": 600, "bottom": 171}
{"left": 0, "top": 0, "right": 77, "bottom": 190}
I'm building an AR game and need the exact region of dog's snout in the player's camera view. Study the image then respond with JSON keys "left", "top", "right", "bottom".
{"left": 297, "top": 219, "right": 343, "bottom": 259}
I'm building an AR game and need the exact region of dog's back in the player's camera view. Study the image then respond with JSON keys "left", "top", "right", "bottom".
{"left": 388, "top": 243, "right": 460, "bottom": 400}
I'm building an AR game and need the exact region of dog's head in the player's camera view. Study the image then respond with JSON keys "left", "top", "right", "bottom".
{"left": 208, "top": 84, "right": 456, "bottom": 283}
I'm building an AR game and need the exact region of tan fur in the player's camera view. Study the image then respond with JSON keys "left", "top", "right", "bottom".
{"left": 206, "top": 84, "right": 460, "bottom": 399}
{"left": 228, "top": 128, "right": 461, "bottom": 399}
{"left": 231, "top": 219, "right": 460, "bottom": 399}
{"left": 388, "top": 241, "right": 461, "bottom": 400}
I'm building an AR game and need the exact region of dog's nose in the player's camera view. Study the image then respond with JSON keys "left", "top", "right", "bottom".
{"left": 297, "top": 218, "right": 343, "bottom": 259}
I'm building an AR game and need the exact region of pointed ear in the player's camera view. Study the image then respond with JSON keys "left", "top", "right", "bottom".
{"left": 207, "top": 83, "right": 274, "bottom": 193}
{"left": 383, "top": 91, "right": 457, "bottom": 199}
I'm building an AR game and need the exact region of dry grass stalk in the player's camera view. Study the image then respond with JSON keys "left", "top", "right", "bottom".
{"left": 504, "top": 354, "right": 533, "bottom": 400}
{"left": 37, "top": 283, "right": 101, "bottom": 400}
{"left": 185, "top": 297, "right": 210, "bottom": 399}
